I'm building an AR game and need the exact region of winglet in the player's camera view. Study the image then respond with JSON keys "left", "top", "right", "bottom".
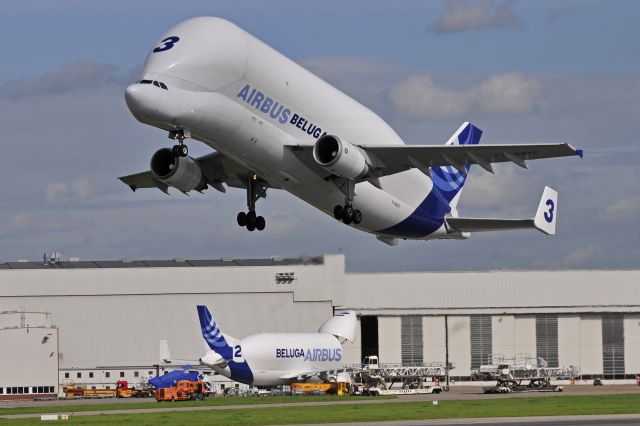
{"left": 534, "top": 186, "right": 558, "bottom": 235}
{"left": 576, "top": 149, "right": 584, "bottom": 159}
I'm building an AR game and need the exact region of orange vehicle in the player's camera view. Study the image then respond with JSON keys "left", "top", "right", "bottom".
{"left": 291, "top": 382, "right": 350, "bottom": 396}
{"left": 155, "top": 380, "right": 207, "bottom": 402}
{"left": 116, "top": 380, "right": 154, "bottom": 398}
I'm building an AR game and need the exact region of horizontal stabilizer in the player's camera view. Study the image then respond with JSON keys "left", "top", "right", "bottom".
{"left": 446, "top": 218, "right": 535, "bottom": 233}
{"left": 445, "top": 186, "right": 558, "bottom": 236}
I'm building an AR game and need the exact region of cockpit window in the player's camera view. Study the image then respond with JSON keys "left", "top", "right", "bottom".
{"left": 139, "top": 80, "right": 168, "bottom": 90}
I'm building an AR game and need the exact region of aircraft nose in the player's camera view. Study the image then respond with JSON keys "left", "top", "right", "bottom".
{"left": 124, "top": 84, "right": 149, "bottom": 115}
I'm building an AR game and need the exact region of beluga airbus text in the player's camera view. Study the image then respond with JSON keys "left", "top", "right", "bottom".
{"left": 120, "top": 17, "right": 582, "bottom": 245}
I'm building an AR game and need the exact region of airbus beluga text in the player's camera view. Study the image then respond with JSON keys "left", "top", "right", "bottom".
{"left": 120, "top": 17, "right": 582, "bottom": 245}
{"left": 160, "top": 306, "right": 357, "bottom": 386}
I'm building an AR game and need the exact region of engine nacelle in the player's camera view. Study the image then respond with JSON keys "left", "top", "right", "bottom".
{"left": 312, "top": 135, "right": 369, "bottom": 180}
{"left": 150, "top": 148, "right": 206, "bottom": 192}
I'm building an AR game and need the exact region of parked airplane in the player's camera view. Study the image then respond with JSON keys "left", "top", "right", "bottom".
{"left": 161, "top": 306, "right": 357, "bottom": 386}
{"left": 120, "top": 17, "right": 582, "bottom": 244}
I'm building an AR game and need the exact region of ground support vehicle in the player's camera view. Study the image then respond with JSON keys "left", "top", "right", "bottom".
{"left": 290, "top": 382, "right": 350, "bottom": 396}
{"left": 155, "top": 380, "right": 207, "bottom": 402}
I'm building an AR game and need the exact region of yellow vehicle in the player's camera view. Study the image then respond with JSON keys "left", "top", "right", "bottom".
{"left": 291, "top": 381, "right": 350, "bottom": 396}
{"left": 64, "top": 386, "right": 115, "bottom": 398}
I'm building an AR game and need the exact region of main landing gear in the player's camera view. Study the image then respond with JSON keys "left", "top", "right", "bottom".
{"left": 333, "top": 179, "right": 362, "bottom": 225}
{"left": 169, "top": 129, "right": 189, "bottom": 157}
{"left": 237, "top": 175, "right": 267, "bottom": 232}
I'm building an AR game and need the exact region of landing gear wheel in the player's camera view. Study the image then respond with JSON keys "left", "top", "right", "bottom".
{"left": 343, "top": 205, "right": 354, "bottom": 222}
{"left": 352, "top": 209, "right": 362, "bottom": 224}
{"left": 256, "top": 216, "right": 266, "bottom": 231}
{"left": 343, "top": 215, "right": 353, "bottom": 225}
{"left": 333, "top": 205, "right": 344, "bottom": 220}
{"left": 179, "top": 144, "right": 188, "bottom": 157}
{"left": 246, "top": 211, "right": 257, "bottom": 231}
{"left": 172, "top": 145, "right": 180, "bottom": 156}
{"left": 237, "top": 212, "right": 247, "bottom": 227}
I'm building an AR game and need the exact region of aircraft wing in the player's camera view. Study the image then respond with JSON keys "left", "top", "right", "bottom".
{"left": 287, "top": 143, "right": 582, "bottom": 178}
{"left": 118, "top": 151, "right": 280, "bottom": 194}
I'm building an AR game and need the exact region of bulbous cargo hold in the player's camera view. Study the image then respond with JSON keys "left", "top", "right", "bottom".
{"left": 150, "top": 148, "right": 206, "bottom": 192}
{"left": 313, "top": 135, "right": 369, "bottom": 180}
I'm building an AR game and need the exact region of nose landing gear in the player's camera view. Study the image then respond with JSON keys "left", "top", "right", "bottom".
{"left": 333, "top": 179, "right": 362, "bottom": 225}
{"left": 237, "top": 175, "right": 267, "bottom": 232}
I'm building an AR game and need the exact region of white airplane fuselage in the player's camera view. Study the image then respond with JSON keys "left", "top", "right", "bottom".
{"left": 205, "top": 333, "right": 344, "bottom": 386}
{"left": 125, "top": 17, "right": 457, "bottom": 240}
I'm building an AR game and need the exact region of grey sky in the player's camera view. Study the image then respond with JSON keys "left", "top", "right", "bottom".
{"left": 0, "top": 1, "right": 638, "bottom": 271}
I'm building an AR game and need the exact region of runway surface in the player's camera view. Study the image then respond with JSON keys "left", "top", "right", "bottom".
{"left": 1, "top": 385, "right": 639, "bottom": 422}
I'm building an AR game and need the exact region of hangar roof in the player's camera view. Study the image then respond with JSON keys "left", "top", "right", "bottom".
{"left": 0, "top": 256, "right": 324, "bottom": 270}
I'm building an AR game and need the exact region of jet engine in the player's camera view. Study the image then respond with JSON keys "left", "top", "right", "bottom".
{"left": 150, "top": 148, "right": 206, "bottom": 192}
{"left": 312, "top": 135, "right": 369, "bottom": 180}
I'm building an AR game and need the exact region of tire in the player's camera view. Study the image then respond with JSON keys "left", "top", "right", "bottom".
{"left": 343, "top": 205, "right": 354, "bottom": 221}
{"left": 247, "top": 222, "right": 256, "bottom": 232}
{"left": 352, "top": 209, "right": 362, "bottom": 224}
{"left": 180, "top": 145, "right": 188, "bottom": 157}
{"left": 333, "top": 205, "right": 343, "bottom": 219}
{"left": 171, "top": 145, "right": 180, "bottom": 156}
{"left": 237, "top": 212, "right": 247, "bottom": 227}
{"left": 343, "top": 216, "right": 352, "bottom": 225}
{"left": 256, "top": 216, "right": 266, "bottom": 231}
{"left": 247, "top": 211, "right": 257, "bottom": 225}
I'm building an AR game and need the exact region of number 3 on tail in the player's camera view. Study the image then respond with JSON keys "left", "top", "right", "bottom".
{"left": 544, "top": 199, "right": 555, "bottom": 223}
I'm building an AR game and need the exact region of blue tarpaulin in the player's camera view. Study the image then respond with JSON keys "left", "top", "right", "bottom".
{"left": 148, "top": 368, "right": 201, "bottom": 389}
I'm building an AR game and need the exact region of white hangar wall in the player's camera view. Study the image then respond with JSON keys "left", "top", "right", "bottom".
{"left": 1, "top": 255, "right": 639, "bottom": 390}
{"left": 343, "top": 270, "right": 640, "bottom": 378}
{"left": 0, "top": 256, "right": 345, "bottom": 370}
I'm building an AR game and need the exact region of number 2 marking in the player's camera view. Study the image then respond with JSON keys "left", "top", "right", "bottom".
{"left": 234, "top": 345, "right": 242, "bottom": 358}
{"left": 544, "top": 199, "right": 555, "bottom": 223}
{"left": 153, "top": 36, "right": 180, "bottom": 53}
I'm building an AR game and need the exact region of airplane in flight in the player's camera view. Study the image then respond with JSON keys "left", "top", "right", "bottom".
{"left": 161, "top": 306, "right": 357, "bottom": 386}
{"left": 120, "top": 17, "right": 582, "bottom": 245}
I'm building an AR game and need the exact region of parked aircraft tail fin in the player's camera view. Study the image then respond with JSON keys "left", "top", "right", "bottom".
{"left": 430, "top": 122, "right": 483, "bottom": 210}
{"left": 196, "top": 305, "right": 235, "bottom": 360}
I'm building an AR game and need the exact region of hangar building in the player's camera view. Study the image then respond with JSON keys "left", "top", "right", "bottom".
{"left": 0, "top": 254, "right": 638, "bottom": 398}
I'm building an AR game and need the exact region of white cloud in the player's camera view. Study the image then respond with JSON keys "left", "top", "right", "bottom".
{"left": 44, "top": 182, "right": 69, "bottom": 204}
{"left": 43, "top": 178, "right": 93, "bottom": 203}
{"left": 429, "top": 0, "right": 521, "bottom": 34}
{"left": 601, "top": 194, "right": 640, "bottom": 223}
{"left": 564, "top": 245, "right": 599, "bottom": 266}
{"left": 390, "top": 72, "right": 539, "bottom": 120}
{"left": 72, "top": 178, "right": 93, "bottom": 200}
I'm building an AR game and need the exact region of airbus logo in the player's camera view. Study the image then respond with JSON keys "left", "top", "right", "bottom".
{"left": 237, "top": 84, "right": 328, "bottom": 140}
{"left": 275, "top": 348, "right": 342, "bottom": 361}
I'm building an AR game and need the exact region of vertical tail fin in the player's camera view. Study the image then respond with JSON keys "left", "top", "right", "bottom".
{"left": 196, "top": 305, "right": 233, "bottom": 360}
{"left": 430, "top": 122, "right": 483, "bottom": 210}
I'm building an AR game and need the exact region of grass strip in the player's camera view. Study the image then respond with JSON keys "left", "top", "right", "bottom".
{"left": 0, "top": 395, "right": 387, "bottom": 416}
{"left": 2, "top": 394, "right": 640, "bottom": 425}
